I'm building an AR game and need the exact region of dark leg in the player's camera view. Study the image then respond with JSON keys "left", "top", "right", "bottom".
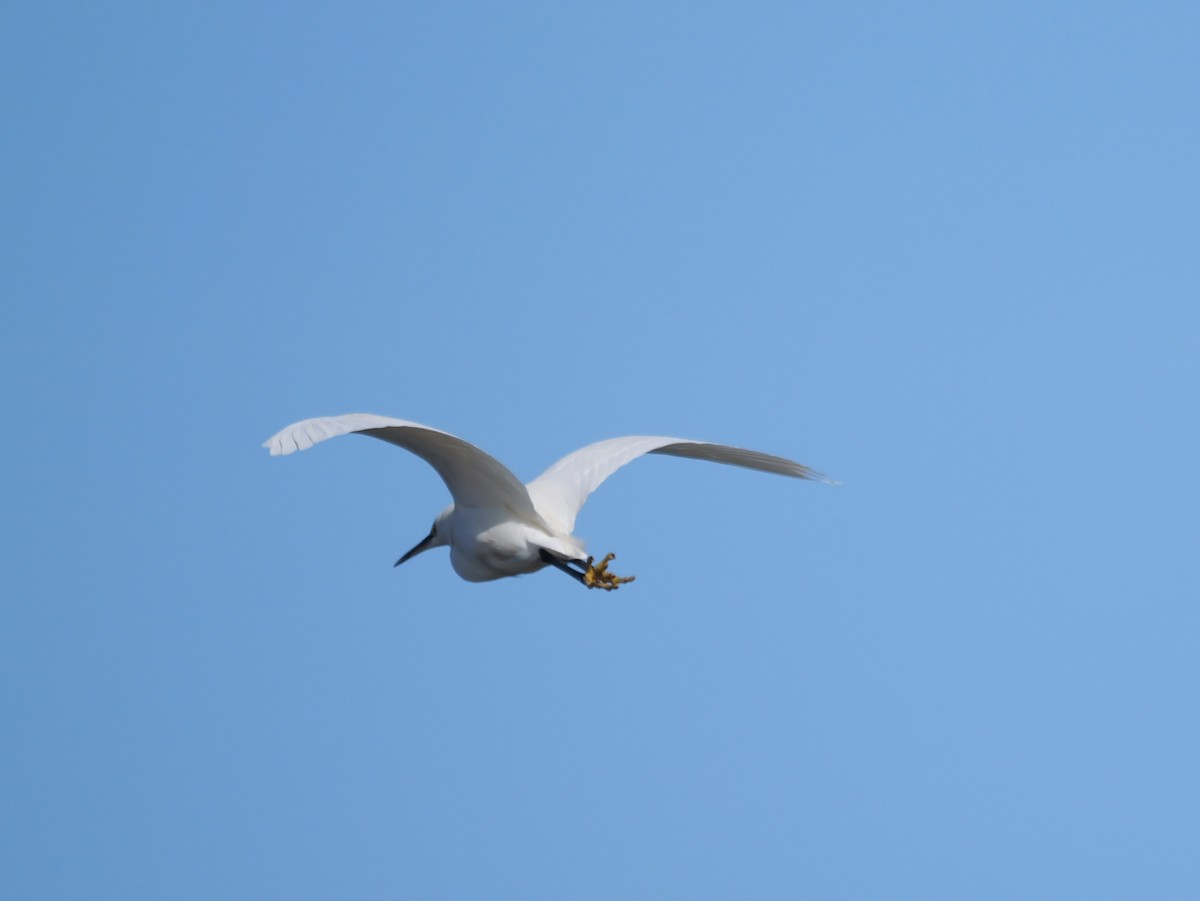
{"left": 539, "top": 548, "right": 588, "bottom": 586}
{"left": 539, "top": 549, "right": 636, "bottom": 590}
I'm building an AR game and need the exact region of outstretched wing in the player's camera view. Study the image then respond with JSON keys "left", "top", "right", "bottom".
{"left": 264, "top": 413, "right": 542, "bottom": 520}
{"left": 525, "top": 435, "right": 832, "bottom": 533}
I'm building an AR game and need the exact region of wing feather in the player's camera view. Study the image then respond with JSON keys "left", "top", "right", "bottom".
{"left": 525, "top": 436, "right": 832, "bottom": 533}
{"left": 264, "top": 414, "right": 542, "bottom": 520}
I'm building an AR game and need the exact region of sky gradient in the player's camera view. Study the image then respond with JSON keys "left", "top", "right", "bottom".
{"left": 3, "top": 2, "right": 1198, "bottom": 898}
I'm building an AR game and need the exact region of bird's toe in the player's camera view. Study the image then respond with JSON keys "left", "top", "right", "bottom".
{"left": 584, "top": 553, "right": 635, "bottom": 590}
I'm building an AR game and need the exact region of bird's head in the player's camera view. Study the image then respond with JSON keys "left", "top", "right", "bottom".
{"left": 394, "top": 504, "right": 453, "bottom": 567}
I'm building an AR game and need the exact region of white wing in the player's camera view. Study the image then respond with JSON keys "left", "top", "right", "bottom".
{"left": 525, "top": 435, "right": 832, "bottom": 533}
{"left": 263, "top": 413, "right": 543, "bottom": 521}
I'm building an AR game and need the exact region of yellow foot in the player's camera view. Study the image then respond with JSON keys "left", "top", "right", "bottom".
{"left": 583, "top": 553, "right": 636, "bottom": 591}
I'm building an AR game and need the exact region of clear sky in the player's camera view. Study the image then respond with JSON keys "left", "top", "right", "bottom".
{"left": 3, "top": 2, "right": 1197, "bottom": 898}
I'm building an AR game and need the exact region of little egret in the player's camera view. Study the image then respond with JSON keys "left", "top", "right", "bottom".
{"left": 263, "top": 414, "right": 831, "bottom": 590}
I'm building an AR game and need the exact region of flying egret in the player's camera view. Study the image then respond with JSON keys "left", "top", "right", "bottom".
{"left": 263, "top": 414, "right": 831, "bottom": 590}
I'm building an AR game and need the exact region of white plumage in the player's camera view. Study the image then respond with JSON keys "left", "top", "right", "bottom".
{"left": 264, "top": 414, "right": 831, "bottom": 589}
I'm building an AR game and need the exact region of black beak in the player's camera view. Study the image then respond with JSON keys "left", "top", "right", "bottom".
{"left": 395, "top": 529, "right": 435, "bottom": 567}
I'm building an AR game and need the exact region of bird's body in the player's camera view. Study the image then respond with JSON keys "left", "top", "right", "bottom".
{"left": 439, "top": 508, "right": 584, "bottom": 583}
{"left": 263, "top": 413, "right": 830, "bottom": 589}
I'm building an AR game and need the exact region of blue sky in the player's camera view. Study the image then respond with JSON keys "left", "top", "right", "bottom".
{"left": 3, "top": 2, "right": 1197, "bottom": 898}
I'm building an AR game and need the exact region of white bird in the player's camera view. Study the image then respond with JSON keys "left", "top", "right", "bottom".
{"left": 263, "top": 414, "right": 831, "bottom": 590}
